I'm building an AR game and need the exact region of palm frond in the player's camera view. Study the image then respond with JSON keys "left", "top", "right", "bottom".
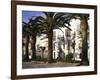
{"left": 64, "top": 24, "right": 72, "bottom": 31}
{"left": 53, "top": 13, "right": 66, "bottom": 21}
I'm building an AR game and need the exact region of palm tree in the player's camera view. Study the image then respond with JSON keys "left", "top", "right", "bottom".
{"left": 72, "top": 14, "right": 89, "bottom": 65}
{"left": 27, "top": 18, "right": 43, "bottom": 60}
{"left": 22, "top": 22, "right": 31, "bottom": 61}
{"left": 34, "top": 12, "right": 72, "bottom": 63}
{"left": 80, "top": 15, "right": 89, "bottom": 65}
{"left": 22, "top": 17, "right": 43, "bottom": 61}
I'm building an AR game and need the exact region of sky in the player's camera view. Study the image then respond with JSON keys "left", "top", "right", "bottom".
{"left": 22, "top": 11, "right": 44, "bottom": 23}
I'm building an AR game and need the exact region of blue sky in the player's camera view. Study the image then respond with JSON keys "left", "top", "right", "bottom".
{"left": 22, "top": 11, "right": 44, "bottom": 23}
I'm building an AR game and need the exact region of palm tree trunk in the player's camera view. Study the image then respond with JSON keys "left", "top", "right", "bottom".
{"left": 80, "top": 17, "right": 89, "bottom": 65}
{"left": 73, "top": 32, "right": 76, "bottom": 61}
{"left": 73, "top": 41, "right": 75, "bottom": 61}
{"left": 48, "top": 30, "right": 53, "bottom": 63}
{"left": 32, "top": 35, "right": 36, "bottom": 60}
{"left": 67, "top": 40, "right": 70, "bottom": 54}
{"left": 25, "top": 35, "right": 29, "bottom": 61}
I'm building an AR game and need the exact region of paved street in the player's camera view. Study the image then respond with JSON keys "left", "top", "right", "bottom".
{"left": 22, "top": 61, "right": 80, "bottom": 69}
